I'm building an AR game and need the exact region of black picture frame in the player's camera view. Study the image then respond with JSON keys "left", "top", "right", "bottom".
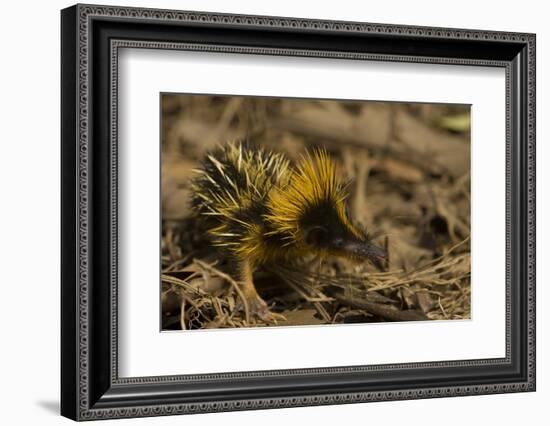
{"left": 61, "top": 3, "right": 536, "bottom": 421}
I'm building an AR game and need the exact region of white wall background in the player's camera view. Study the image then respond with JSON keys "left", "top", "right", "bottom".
{"left": 0, "top": 0, "right": 546, "bottom": 424}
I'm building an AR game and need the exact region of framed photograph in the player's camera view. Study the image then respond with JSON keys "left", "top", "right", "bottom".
{"left": 61, "top": 4, "right": 536, "bottom": 421}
